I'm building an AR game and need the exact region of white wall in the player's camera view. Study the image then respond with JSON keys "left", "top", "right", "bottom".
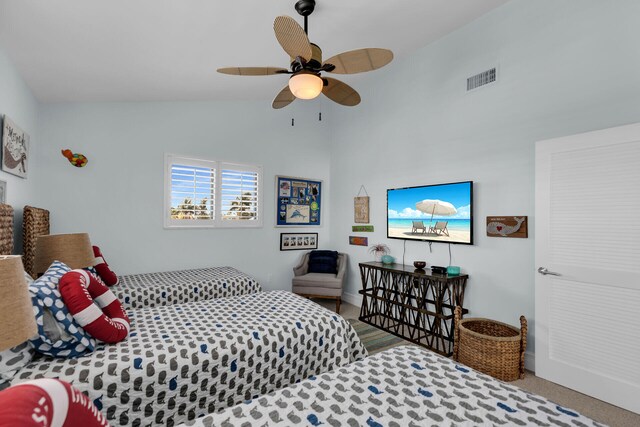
{"left": 37, "top": 100, "right": 331, "bottom": 290}
{"left": 328, "top": 0, "right": 640, "bottom": 357}
{"left": 0, "top": 48, "right": 40, "bottom": 253}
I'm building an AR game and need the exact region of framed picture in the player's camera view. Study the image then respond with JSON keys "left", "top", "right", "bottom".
{"left": 280, "top": 233, "right": 318, "bottom": 251}
{"left": 1, "top": 116, "right": 29, "bottom": 178}
{"left": 275, "top": 176, "right": 322, "bottom": 227}
{"left": 0, "top": 180, "right": 5, "bottom": 204}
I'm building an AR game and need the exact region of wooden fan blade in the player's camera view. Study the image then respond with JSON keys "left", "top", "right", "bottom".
{"left": 274, "top": 16, "right": 312, "bottom": 62}
{"left": 324, "top": 48, "right": 394, "bottom": 74}
{"left": 272, "top": 85, "right": 296, "bottom": 109}
{"left": 217, "top": 67, "right": 288, "bottom": 76}
{"left": 322, "top": 77, "right": 361, "bottom": 107}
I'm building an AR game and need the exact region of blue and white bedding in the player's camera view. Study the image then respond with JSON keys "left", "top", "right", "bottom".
{"left": 182, "top": 345, "right": 603, "bottom": 427}
{"left": 9, "top": 291, "right": 366, "bottom": 427}
{"left": 112, "top": 267, "right": 261, "bottom": 309}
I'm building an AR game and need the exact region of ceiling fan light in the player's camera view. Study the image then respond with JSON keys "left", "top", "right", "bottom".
{"left": 288, "top": 73, "right": 323, "bottom": 100}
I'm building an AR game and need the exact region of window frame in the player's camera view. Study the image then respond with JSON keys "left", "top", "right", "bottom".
{"left": 164, "top": 153, "right": 263, "bottom": 229}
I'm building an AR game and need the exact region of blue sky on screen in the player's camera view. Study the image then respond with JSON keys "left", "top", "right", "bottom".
{"left": 388, "top": 182, "right": 472, "bottom": 219}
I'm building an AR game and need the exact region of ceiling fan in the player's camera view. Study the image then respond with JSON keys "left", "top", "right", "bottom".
{"left": 217, "top": 0, "right": 393, "bottom": 109}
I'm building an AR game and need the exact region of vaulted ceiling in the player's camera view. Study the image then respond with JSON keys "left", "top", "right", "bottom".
{"left": 0, "top": 0, "right": 508, "bottom": 102}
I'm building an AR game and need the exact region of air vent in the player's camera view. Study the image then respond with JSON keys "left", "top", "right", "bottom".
{"left": 467, "top": 67, "right": 497, "bottom": 91}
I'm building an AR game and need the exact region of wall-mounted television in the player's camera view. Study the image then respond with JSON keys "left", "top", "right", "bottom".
{"left": 387, "top": 181, "right": 473, "bottom": 245}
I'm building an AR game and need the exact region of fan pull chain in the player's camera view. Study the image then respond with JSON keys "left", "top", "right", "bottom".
{"left": 319, "top": 112, "right": 322, "bottom": 121}
{"left": 292, "top": 118, "right": 295, "bottom": 126}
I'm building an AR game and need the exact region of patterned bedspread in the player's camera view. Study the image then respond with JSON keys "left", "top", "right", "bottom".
{"left": 10, "top": 291, "right": 366, "bottom": 427}
{"left": 112, "top": 267, "right": 261, "bottom": 309}
{"left": 184, "top": 346, "right": 604, "bottom": 427}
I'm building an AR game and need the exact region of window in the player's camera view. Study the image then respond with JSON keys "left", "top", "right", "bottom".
{"left": 164, "top": 154, "right": 262, "bottom": 228}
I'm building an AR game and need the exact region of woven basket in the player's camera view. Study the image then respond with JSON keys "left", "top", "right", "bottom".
{"left": 453, "top": 306, "right": 527, "bottom": 381}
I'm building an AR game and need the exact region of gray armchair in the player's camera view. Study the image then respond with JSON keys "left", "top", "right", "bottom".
{"left": 292, "top": 252, "right": 348, "bottom": 313}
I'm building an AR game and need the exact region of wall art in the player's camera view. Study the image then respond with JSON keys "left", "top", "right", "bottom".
{"left": 276, "top": 176, "right": 322, "bottom": 226}
{"left": 1, "top": 116, "right": 29, "bottom": 178}
{"left": 486, "top": 216, "right": 528, "bottom": 238}
{"left": 349, "top": 236, "right": 368, "bottom": 246}
{"left": 280, "top": 233, "right": 318, "bottom": 251}
{"left": 352, "top": 225, "right": 374, "bottom": 232}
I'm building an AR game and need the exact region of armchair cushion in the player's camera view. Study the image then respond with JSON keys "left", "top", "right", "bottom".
{"left": 307, "top": 250, "right": 339, "bottom": 274}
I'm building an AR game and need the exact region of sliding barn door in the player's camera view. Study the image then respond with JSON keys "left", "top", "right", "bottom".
{"left": 535, "top": 123, "right": 640, "bottom": 414}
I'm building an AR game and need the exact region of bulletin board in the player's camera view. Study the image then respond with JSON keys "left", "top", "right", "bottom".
{"left": 276, "top": 176, "right": 322, "bottom": 226}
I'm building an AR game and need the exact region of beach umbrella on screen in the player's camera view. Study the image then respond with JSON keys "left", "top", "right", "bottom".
{"left": 415, "top": 200, "right": 457, "bottom": 226}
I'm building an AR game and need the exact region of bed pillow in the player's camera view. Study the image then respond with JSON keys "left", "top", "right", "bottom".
{"left": 307, "top": 250, "right": 339, "bottom": 274}
{"left": 28, "top": 261, "right": 96, "bottom": 358}
{"left": 91, "top": 246, "right": 119, "bottom": 286}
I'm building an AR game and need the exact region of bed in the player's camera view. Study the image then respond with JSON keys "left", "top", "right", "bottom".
{"left": 8, "top": 290, "right": 367, "bottom": 427}
{"left": 112, "top": 266, "right": 261, "bottom": 309}
{"left": 22, "top": 206, "right": 261, "bottom": 308}
{"left": 181, "top": 345, "right": 603, "bottom": 427}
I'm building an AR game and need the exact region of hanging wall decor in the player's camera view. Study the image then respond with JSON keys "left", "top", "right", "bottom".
{"left": 349, "top": 236, "right": 368, "bottom": 246}
{"left": 486, "top": 216, "right": 528, "bottom": 238}
{"left": 1, "top": 116, "right": 29, "bottom": 178}
{"left": 61, "top": 149, "right": 89, "bottom": 167}
{"left": 0, "top": 180, "right": 6, "bottom": 204}
{"left": 352, "top": 225, "right": 374, "bottom": 232}
{"left": 354, "top": 185, "right": 370, "bottom": 223}
{"left": 276, "top": 176, "right": 322, "bottom": 226}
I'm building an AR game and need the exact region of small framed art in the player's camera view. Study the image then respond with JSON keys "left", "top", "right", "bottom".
{"left": 280, "top": 233, "right": 318, "bottom": 251}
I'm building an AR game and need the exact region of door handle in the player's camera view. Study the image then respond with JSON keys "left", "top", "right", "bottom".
{"left": 538, "top": 267, "right": 561, "bottom": 276}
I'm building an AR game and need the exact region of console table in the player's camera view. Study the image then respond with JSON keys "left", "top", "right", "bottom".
{"left": 358, "top": 262, "right": 468, "bottom": 356}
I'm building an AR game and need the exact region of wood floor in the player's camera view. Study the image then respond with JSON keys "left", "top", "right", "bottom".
{"left": 314, "top": 299, "right": 640, "bottom": 427}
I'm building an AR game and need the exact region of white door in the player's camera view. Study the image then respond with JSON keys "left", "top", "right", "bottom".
{"left": 535, "top": 122, "right": 640, "bottom": 414}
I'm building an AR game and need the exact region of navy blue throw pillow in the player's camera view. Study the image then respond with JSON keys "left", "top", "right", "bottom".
{"left": 308, "top": 250, "right": 339, "bottom": 274}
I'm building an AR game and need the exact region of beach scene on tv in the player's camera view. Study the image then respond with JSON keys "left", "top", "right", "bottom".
{"left": 387, "top": 181, "right": 472, "bottom": 244}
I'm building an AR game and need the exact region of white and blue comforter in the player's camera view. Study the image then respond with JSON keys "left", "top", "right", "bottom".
{"left": 182, "top": 345, "right": 604, "bottom": 427}
{"left": 10, "top": 291, "right": 366, "bottom": 427}
{"left": 113, "top": 267, "right": 261, "bottom": 309}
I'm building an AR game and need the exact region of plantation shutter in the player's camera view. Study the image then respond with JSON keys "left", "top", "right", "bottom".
{"left": 165, "top": 154, "right": 262, "bottom": 228}
{"left": 169, "top": 161, "right": 216, "bottom": 222}
{"left": 220, "top": 164, "right": 260, "bottom": 222}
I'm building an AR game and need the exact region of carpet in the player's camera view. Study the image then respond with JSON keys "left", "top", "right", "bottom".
{"left": 347, "top": 318, "right": 413, "bottom": 355}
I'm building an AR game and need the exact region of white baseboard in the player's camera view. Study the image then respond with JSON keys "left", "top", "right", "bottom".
{"left": 342, "top": 291, "right": 362, "bottom": 308}
{"left": 525, "top": 351, "right": 535, "bottom": 373}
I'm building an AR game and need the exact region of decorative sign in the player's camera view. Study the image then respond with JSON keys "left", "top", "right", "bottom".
{"left": 349, "top": 236, "right": 368, "bottom": 246}
{"left": 280, "top": 233, "right": 318, "bottom": 251}
{"left": 354, "top": 196, "right": 370, "bottom": 223}
{"left": 486, "top": 216, "right": 528, "bottom": 238}
{"left": 352, "top": 225, "right": 374, "bottom": 232}
{"left": 276, "top": 176, "right": 322, "bottom": 227}
{"left": 1, "top": 116, "right": 29, "bottom": 178}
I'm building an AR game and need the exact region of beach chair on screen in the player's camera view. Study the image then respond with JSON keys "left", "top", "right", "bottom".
{"left": 412, "top": 221, "right": 427, "bottom": 234}
{"left": 428, "top": 221, "right": 450, "bottom": 236}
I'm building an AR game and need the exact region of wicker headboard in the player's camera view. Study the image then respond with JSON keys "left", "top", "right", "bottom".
{"left": 23, "top": 206, "right": 50, "bottom": 278}
{"left": 0, "top": 204, "right": 14, "bottom": 256}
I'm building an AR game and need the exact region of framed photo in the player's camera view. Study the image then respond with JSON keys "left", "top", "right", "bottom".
{"left": 280, "top": 233, "right": 318, "bottom": 251}
{"left": 275, "top": 175, "right": 322, "bottom": 227}
{"left": 0, "top": 180, "right": 5, "bottom": 204}
{"left": 1, "top": 116, "right": 29, "bottom": 179}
